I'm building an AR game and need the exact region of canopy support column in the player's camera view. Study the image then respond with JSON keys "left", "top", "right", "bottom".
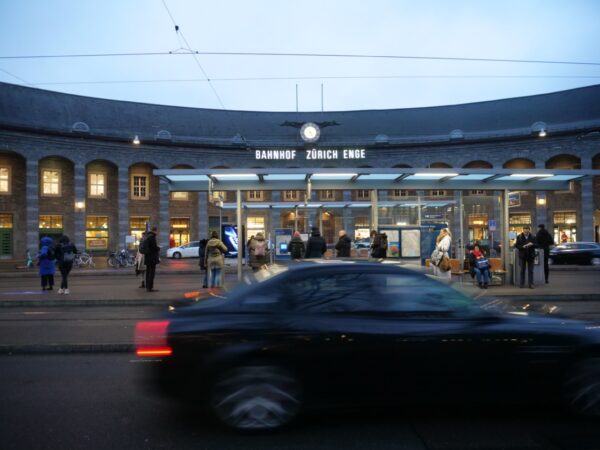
{"left": 370, "top": 189, "right": 378, "bottom": 231}
{"left": 502, "top": 189, "right": 510, "bottom": 283}
{"left": 236, "top": 189, "right": 242, "bottom": 282}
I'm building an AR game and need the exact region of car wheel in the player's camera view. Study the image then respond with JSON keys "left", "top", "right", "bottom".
{"left": 590, "top": 257, "right": 600, "bottom": 266}
{"left": 172, "top": 252, "right": 182, "bottom": 259}
{"left": 563, "top": 358, "right": 600, "bottom": 416}
{"left": 211, "top": 365, "right": 301, "bottom": 431}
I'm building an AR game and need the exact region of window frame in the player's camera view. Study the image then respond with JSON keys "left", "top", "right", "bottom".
{"left": 171, "top": 191, "right": 189, "bottom": 201}
{"left": 319, "top": 189, "right": 335, "bottom": 201}
{"left": 246, "top": 190, "right": 264, "bottom": 201}
{"left": 0, "top": 166, "right": 10, "bottom": 194}
{"left": 131, "top": 173, "right": 149, "bottom": 200}
{"left": 41, "top": 168, "right": 61, "bottom": 197}
{"left": 284, "top": 190, "right": 299, "bottom": 201}
{"left": 88, "top": 171, "right": 107, "bottom": 198}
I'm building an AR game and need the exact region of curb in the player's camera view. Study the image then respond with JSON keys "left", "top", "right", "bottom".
{"left": 0, "top": 298, "right": 175, "bottom": 307}
{"left": 0, "top": 343, "right": 134, "bottom": 354}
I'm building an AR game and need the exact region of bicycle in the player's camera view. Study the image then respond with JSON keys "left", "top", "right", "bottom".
{"left": 107, "top": 249, "right": 135, "bottom": 268}
{"left": 74, "top": 252, "right": 95, "bottom": 268}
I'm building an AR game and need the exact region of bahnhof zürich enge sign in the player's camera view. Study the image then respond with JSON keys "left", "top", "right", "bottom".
{"left": 254, "top": 148, "right": 366, "bottom": 160}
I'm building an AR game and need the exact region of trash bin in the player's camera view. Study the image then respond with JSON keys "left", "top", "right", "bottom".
{"left": 511, "top": 249, "right": 544, "bottom": 286}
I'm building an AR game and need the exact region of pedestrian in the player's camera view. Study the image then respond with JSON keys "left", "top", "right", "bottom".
{"left": 561, "top": 231, "right": 568, "bottom": 243}
{"left": 431, "top": 228, "right": 452, "bottom": 279}
{"left": 536, "top": 224, "right": 554, "bottom": 284}
{"left": 469, "top": 244, "right": 490, "bottom": 289}
{"left": 204, "top": 231, "right": 228, "bottom": 286}
{"left": 515, "top": 225, "right": 536, "bottom": 288}
{"left": 198, "top": 238, "right": 208, "bottom": 288}
{"left": 335, "top": 229, "right": 352, "bottom": 257}
{"left": 249, "top": 232, "right": 268, "bottom": 271}
{"left": 55, "top": 235, "right": 77, "bottom": 294}
{"left": 305, "top": 227, "right": 327, "bottom": 258}
{"left": 246, "top": 235, "right": 254, "bottom": 266}
{"left": 287, "top": 231, "right": 305, "bottom": 260}
{"left": 38, "top": 236, "right": 56, "bottom": 291}
{"left": 134, "top": 232, "right": 147, "bottom": 289}
{"left": 370, "top": 229, "right": 388, "bottom": 259}
{"left": 142, "top": 226, "right": 161, "bottom": 292}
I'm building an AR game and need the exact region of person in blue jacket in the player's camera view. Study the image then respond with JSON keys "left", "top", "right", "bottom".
{"left": 38, "top": 236, "right": 56, "bottom": 291}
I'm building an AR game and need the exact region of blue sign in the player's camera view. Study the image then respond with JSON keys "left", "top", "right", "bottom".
{"left": 489, "top": 219, "right": 497, "bottom": 231}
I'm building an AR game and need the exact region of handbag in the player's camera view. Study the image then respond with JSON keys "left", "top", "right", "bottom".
{"left": 439, "top": 255, "right": 451, "bottom": 271}
{"left": 475, "top": 258, "right": 489, "bottom": 270}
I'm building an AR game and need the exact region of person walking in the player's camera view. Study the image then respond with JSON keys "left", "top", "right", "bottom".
{"left": 143, "top": 226, "right": 161, "bottom": 292}
{"left": 335, "top": 230, "right": 352, "bottom": 257}
{"left": 198, "top": 238, "right": 208, "bottom": 288}
{"left": 249, "top": 232, "right": 268, "bottom": 271}
{"left": 134, "top": 232, "right": 147, "bottom": 289}
{"left": 305, "top": 227, "right": 327, "bottom": 259}
{"left": 55, "top": 235, "right": 77, "bottom": 294}
{"left": 370, "top": 229, "right": 388, "bottom": 259}
{"left": 287, "top": 231, "right": 305, "bottom": 260}
{"left": 38, "top": 236, "right": 56, "bottom": 291}
{"left": 204, "top": 231, "right": 228, "bottom": 287}
{"left": 515, "top": 226, "right": 537, "bottom": 288}
{"left": 536, "top": 224, "right": 554, "bottom": 284}
{"left": 431, "top": 228, "right": 452, "bottom": 280}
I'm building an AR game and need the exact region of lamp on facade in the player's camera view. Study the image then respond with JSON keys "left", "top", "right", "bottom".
{"left": 538, "top": 129, "right": 547, "bottom": 138}
{"left": 75, "top": 200, "right": 85, "bottom": 211}
{"left": 132, "top": 135, "right": 141, "bottom": 145}
{"left": 536, "top": 197, "right": 546, "bottom": 206}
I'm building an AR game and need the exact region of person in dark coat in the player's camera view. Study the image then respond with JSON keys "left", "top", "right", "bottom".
{"left": 536, "top": 224, "right": 554, "bottom": 284}
{"left": 305, "top": 227, "right": 327, "bottom": 259}
{"left": 287, "top": 231, "right": 305, "bottom": 260}
{"left": 515, "top": 226, "right": 537, "bottom": 288}
{"left": 144, "top": 226, "right": 161, "bottom": 292}
{"left": 38, "top": 236, "right": 56, "bottom": 291}
{"left": 55, "top": 234, "right": 78, "bottom": 294}
{"left": 335, "top": 230, "right": 352, "bottom": 257}
{"left": 198, "top": 238, "right": 208, "bottom": 288}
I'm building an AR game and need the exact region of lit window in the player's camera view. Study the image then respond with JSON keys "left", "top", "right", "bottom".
{"left": 88, "top": 172, "right": 106, "bottom": 198}
{"left": 129, "top": 216, "right": 149, "bottom": 249}
{"left": 0, "top": 167, "right": 9, "bottom": 193}
{"left": 39, "top": 215, "right": 63, "bottom": 229}
{"left": 171, "top": 191, "right": 189, "bottom": 201}
{"left": 131, "top": 175, "right": 149, "bottom": 199}
{"left": 356, "top": 189, "right": 370, "bottom": 200}
{"left": 284, "top": 190, "right": 299, "bottom": 201}
{"left": 247, "top": 190, "right": 264, "bottom": 201}
{"left": 86, "top": 216, "right": 109, "bottom": 250}
{"left": 211, "top": 191, "right": 226, "bottom": 203}
{"left": 509, "top": 214, "right": 531, "bottom": 225}
{"left": 0, "top": 213, "right": 13, "bottom": 228}
{"left": 319, "top": 190, "right": 335, "bottom": 200}
{"left": 42, "top": 169, "right": 60, "bottom": 196}
{"left": 554, "top": 211, "right": 577, "bottom": 225}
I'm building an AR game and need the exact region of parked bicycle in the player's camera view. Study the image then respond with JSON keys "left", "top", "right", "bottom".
{"left": 107, "top": 248, "right": 135, "bottom": 268}
{"left": 73, "top": 252, "right": 95, "bottom": 268}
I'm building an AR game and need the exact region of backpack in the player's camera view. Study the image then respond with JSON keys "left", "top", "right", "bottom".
{"left": 379, "top": 234, "right": 388, "bottom": 251}
{"left": 209, "top": 245, "right": 223, "bottom": 258}
{"left": 62, "top": 245, "right": 75, "bottom": 263}
{"left": 289, "top": 240, "right": 303, "bottom": 258}
{"left": 138, "top": 236, "right": 149, "bottom": 255}
{"left": 254, "top": 241, "right": 266, "bottom": 257}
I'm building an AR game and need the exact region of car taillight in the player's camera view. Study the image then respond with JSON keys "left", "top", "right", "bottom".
{"left": 134, "top": 320, "right": 172, "bottom": 357}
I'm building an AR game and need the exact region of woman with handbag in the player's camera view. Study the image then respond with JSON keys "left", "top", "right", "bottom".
{"left": 469, "top": 245, "right": 490, "bottom": 289}
{"left": 431, "top": 228, "right": 452, "bottom": 280}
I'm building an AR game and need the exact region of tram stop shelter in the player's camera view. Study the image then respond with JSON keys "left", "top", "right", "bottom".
{"left": 155, "top": 167, "right": 599, "bottom": 283}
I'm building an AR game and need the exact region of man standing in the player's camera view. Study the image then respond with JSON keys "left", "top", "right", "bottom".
{"left": 305, "top": 227, "right": 327, "bottom": 258}
{"left": 144, "top": 226, "right": 161, "bottom": 292}
{"left": 515, "top": 226, "right": 536, "bottom": 289}
{"left": 536, "top": 224, "right": 554, "bottom": 284}
{"left": 335, "top": 230, "right": 352, "bottom": 257}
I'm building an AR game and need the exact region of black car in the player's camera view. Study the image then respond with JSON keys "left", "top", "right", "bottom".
{"left": 549, "top": 242, "right": 600, "bottom": 266}
{"left": 135, "top": 262, "right": 600, "bottom": 430}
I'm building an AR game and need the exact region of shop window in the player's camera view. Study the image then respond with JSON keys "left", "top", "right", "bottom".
{"left": 356, "top": 189, "right": 370, "bottom": 200}
{"left": 468, "top": 213, "right": 489, "bottom": 242}
{"left": 211, "top": 191, "right": 226, "bottom": 203}
{"left": 247, "top": 190, "right": 264, "bottom": 201}
{"left": 509, "top": 214, "right": 531, "bottom": 245}
{"left": 171, "top": 191, "right": 189, "bottom": 201}
{"left": 88, "top": 172, "right": 106, "bottom": 198}
{"left": 430, "top": 190, "right": 446, "bottom": 197}
{"left": 39, "top": 215, "right": 63, "bottom": 230}
{"left": 0, "top": 167, "right": 9, "bottom": 194}
{"left": 0, "top": 213, "right": 13, "bottom": 257}
{"left": 553, "top": 211, "right": 577, "bottom": 243}
{"left": 170, "top": 217, "right": 190, "bottom": 247}
{"left": 41, "top": 169, "right": 60, "bottom": 196}
{"left": 86, "top": 216, "right": 109, "bottom": 251}
{"left": 247, "top": 216, "right": 265, "bottom": 236}
{"left": 284, "top": 190, "right": 299, "bottom": 201}
{"left": 319, "top": 190, "right": 335, "bottom": 201}
{"left": 129, "top": 216, "right": 149, "bottom": 249}
{"left": 131, "top": 174, "right": 149, "bottom": 200}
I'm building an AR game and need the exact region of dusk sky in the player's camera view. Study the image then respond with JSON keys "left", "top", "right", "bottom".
{"left": 1, "top": 0, "right": 599, "bottom": 111}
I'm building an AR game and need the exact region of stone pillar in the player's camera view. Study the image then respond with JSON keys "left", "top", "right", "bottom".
{"left": 117, "top": 166, "right": 129, "bottom": 251}
{"left": 342, "top": 190, "right": 353, "bottom": 235}
{"left": 25, "top": 159, "right": 39, "bottom": 253}
{"left": 73, "top": 163, "right": 86, "bottom": 251}
{"left": 453, "top": 191, "right": 464, "bottom": 262}
{"left": 198, "top": 191, "right": 208, "bottom": 240}
{"left": 370, "top": 189, "right": 378, "bottom": 231}
{"left": 582, "top": 158, "right": 594, "bottom": 242}
{"left": 159, "top": 178, "right": 170, "bottom": 255}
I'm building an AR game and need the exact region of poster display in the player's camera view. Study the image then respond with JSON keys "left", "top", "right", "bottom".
{"left": 274, "top": 228, "right": 293, "bottom": 260}
{"left": 401, "top": 229, "right": 421, "bottom": 258}
{"left": 380, "top": 229, "right": 400, "bottom": 258}
{"left": 221, "top": 224, "right": 240, "bottom": 257}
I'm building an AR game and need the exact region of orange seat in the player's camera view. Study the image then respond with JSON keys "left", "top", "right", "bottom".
{"left": 489, "top": 258, "right": 504, "bottom": 272}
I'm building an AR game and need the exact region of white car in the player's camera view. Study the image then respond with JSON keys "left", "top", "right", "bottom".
{"left": 167, "top": 241, "right": 200, "bottom": 259}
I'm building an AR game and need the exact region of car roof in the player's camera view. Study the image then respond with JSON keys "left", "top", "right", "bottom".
{"left": 285, "top": 259, "right": 429, "bottom": 275}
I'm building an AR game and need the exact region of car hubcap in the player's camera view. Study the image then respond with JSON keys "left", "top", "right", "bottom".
{"left": 564, "top": 359, "right": 600, "bottom": 416}
{"left": 212, "top": 366, "right": 300, "bottom": 430}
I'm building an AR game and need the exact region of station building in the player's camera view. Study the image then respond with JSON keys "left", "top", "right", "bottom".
{"left": 0, "top": 81, "right": 599, "bottom": 263}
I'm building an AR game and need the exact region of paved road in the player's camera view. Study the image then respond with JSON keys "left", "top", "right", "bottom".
{"left": 1, "top": 353, "right": 599, "bottom": 450}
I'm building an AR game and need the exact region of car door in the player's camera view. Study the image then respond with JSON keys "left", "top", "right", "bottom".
{"left": 184, "top": 241, "right": 199, "bottom": 257}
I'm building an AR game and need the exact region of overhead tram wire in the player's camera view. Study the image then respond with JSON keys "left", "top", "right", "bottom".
{"left": 0, "top": 67, "right": 34, "bottom": 86}
{"left": 1, "top": 51, "right": 600, "bottom": 67}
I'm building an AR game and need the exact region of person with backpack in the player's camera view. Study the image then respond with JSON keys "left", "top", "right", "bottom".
{"left": 287, "top": 231, "right": 305, "bottom": 260}
{"left": 38, "top": 236, "right": 56, "bottom": 291}
{"left": 370, "top": 230, "right": 388, "bottom": 259}
{"left": 55, "top": 235, "right": 78, "bottom": 294}
{"left": 198, "top": 238, "right": 208, "bottom": 288}
{"left": 134, "top": 231, "right": 148, "bottom": 289}
{"left": 536, "top": 224, "right": 554, "bottom": 284}
{"left": 335, "top": 229, "right": 352, "bottom": 257}
{"left": 305, "top": 227, "right": 327, "bottom": 259}
{"left": 204, "top": 231, "right": 228, "bottom": 286}
{"left": 140, "top": 226, "right": 161, "bottom": 292}
{"left": 249, "top": 232, "right": 268, "bottom": 271}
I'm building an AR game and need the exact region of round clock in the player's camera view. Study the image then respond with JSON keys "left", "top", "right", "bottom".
{"left": 300, "top": 122, "right": 320, "bottom": 143}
